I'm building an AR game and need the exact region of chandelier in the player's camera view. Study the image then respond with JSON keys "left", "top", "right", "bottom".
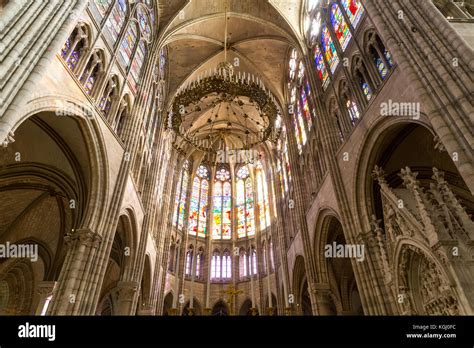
{"left": 169, "top": 2, "right": 280, "bottom": 159}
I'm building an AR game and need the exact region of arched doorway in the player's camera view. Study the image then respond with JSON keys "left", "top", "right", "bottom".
{"left": 162, "top": 292, "right": 173, "bottom": 316}
{"left": 182, "top": 298, "right": 202, "bottom": 316}
{"left": 292, "top": 255, "right": 312, "bottom": 315}
{"left": 211, "top": 300, "right": 229, "bottom": 316}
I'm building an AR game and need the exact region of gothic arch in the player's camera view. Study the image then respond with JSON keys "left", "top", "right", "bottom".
{"left": 162, "top": 291, "right": 174, "bottom": 315}
{"left": 9, "top": 99, "right": 110, "bottom": 233}
{"left": 292, "top": 255, "right": 311, "bottom": 315}
{"left": 393, "top": 239, "right": 465, "bottom": 315}
{"left": 353, "top": 117, "right": 435, "bottom": 232}
{"left": 312, "top": 210, "right": 362, "bottom": 315}
{"left": 211, "top": 299, "right": 229, "bottom": 316}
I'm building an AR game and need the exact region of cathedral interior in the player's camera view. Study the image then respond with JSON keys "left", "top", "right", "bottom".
{"left": 0, "top": 0, "right": 473, "bottom": 317}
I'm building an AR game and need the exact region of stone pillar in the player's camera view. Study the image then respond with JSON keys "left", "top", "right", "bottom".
{"left": 35, "top": 281, "right": 57, "bottom": 315}
{"left": 48, "top": 228, "right": 102, "bottom": 315}
{"left": 115, "top": 281, "right": 140, "bottom": 315}
{"left": 0, "top": 0, "right": 89, "bottom": 142}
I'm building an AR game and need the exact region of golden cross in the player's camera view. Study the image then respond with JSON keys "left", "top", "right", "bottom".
{"left": 222, "top": 285, "right": 243, "bottom": 315}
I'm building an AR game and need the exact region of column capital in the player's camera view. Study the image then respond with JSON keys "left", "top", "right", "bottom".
{"left": 64, "top": 228, "right": 102, "bottom": 248}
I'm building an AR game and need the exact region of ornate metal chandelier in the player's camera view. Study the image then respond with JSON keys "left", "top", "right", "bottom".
{"left": 169, "top": 2, "right": 280, "bottom": 157}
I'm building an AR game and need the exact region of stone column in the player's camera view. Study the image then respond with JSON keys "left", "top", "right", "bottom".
{"left": 35, "top": 281, "right": 57, "bottom": 315}
{"left": 1, "top": 0, "right": 89, "bottom": 143}
{"left": 115, "top": 281, "right": 140, "bottom": 315}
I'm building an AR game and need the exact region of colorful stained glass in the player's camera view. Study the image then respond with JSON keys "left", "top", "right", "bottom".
{"left": 314, "top": 45, "right": 329, "bottom": 90}
{"left": 212, "top": 181, "right": 222, "bottom": 239}
{"left": 237, "top": 179, "right": 246, "bottom": 238}
{"left": 384, "top": 49, "right": 393, "bottom": 67}
{"left": 290, "top": 88, "right": 302, "bottom": 153}
{"left": 321, "top": 26, "right": 339, "bottom": 74}
{"left": 245, "top": 178, "right": 255, "bottom": 236}
{"left": 256, "top": 166, "right": 271, "bottom": 230}
{"left": 198, "top": 179, "right": 208, "bottom": 237}
{"left": 178, "top": 169, "right": 188, "bottom": 230}
{"left": 188, "top": 177, "right": 200, "bottom": 236}
{"left": 331, "top": 3, "right": 352, "bottom": 51}
{"left": 159, "top": 49, "right": 166, "bottom": 79}
{"left": 173, "top": 162, "right": 189, "bottom": 231}
{"left": 289, "top": 49, "right": 298, "bottom": 81}
{"left": 104, "top": 0, "right": 127, "bottom": 45}
{"left": 118, "top": 23, "right": 138, "bottom": 69}
{"left": 137, "top": 6, "right": 151, "bottom": 40}
{"left": 90, "top": 0, "right": 113, "bottom": 23}
{"left": 346, "top": 99, "right": 360, "bottom": 124}
{"left": 84, "top": 66, "right": 98, "bottom": 94}
{"left": 300, "top": 80, "right": 313, "bottom": 130}
{"left": 361, "top": 80, "right": 372, "bottom": 100}
{"left": 129, "top": 41, "right": 146, "bottom": 93}
{"left": 297, "top": 61, "right": 305, "bottom": 83}
{"left": 222, "top": 182, "right": 232, "bottom": 239}
{"left": 341, "top": 0, "right": 364, "bottom": 28}
{"left": 376, "top": 57, "right": 388, "bottom": 79}
{"left": 67, "top": 50, "right": 81, "bottom": 70}
{"left": 60, "top": 38, "right": 71, "bottom": 59}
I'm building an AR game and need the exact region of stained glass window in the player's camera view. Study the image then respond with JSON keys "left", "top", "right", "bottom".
{"left": 384, "top": 49, "right": 393, "bottom": 67}
{"left": 129, "top": 41, "right": 146, "bottom": 93}
{"left": 137, "top": 6, "right": 152, "bottom": 40}
{"left": 307, "top": 0, "right": 320, "bottom": 12}
{"left": 256, "top": 162, "right": 271, "bottom": 230}
{"left": 358, "top": 72, "right": 372, "bottom": 100}
{"left": 185, "top": 247, "right": 193, "bottom": 276}
{"left": 277, "top": 127, "right": 291, "bottom": 195}
{"left": 309, "top": 12, "right": 321, "bottom": 45}
{"left": 240, "top": 249, "right": 248, "bottom": 278}
{"left": 159, "top": 49, "right": 166, "bottom": 80}
{"left": 188, "top": 165, "right": 209, "bottom": 238}
{"left": 269, "top": 240, "right": 275, "bottom": 271}
{"left": 362, "top": 81, "right": 372, "bottom": 100}
{"left": 331, "top": 3, "right": 352, "bottom": 51}
{"left": 290, "top": 87, "right": 307, "bottom": 154}
{"left": 99, "top": 79, "right": 116, "bottom": 115}
{"left": 346, "top": 99, "right": 360, "bottom": 124}
{"left": 104, "top": 0, "right": 127, "bottom": 46}
{"left": 314, "top": 45, "right": 329, "bottom": 90}
{"left": 118, "top": 23, "right": 138, "bottom": 69}
{"left": 236, "top": 166, "right": 255, "bottom": 238}
{"left": 300, "top": 78, "right": 313, "bottom": 130}
{"left": 82, "top": 59, "right": 100, "bottom": 95}
{"left": 222, "top": 251, "right": 231, "bottom": 279}
{"left": 321, "top": 25, "right": 339, "bottom": 74}
{"left": 173, "top": 161, "right": 189, "bottom": 230}
{"left": 211, "top": 251, "right": 221, "bottom": 279}
{"left": 90, "top": 0, "right": 113, "bottom": 23}
{"left": 251, "top": 248, "right": 257, "bottom": 275}
{"left": 289, "top": 49, "right": 298, "bottom": 81}
{"left": 195, "top": 251, "right": 202, "bottom": 278}
{"left": 341, "top": 0, "right": 364, "bottom": 28}
{"left": 212, "top": 168, "right": 232, "bottom": 240}
{"left": 60, "top": 28, "right": 85, "bottom": 71}
{"left": 375, "top": 56, "right": 388, "bottom": 79}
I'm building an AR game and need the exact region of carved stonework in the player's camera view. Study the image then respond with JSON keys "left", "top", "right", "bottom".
{"left": 397, "top": 246, "right": 460, "bottom": 315}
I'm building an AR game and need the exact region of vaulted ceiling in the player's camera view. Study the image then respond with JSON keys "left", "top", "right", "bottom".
{"left": 158, "top": 0, "right": 305, "bottom": 106}
{"left": 155, "top": 0, "right": 305, "bottom": 158}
